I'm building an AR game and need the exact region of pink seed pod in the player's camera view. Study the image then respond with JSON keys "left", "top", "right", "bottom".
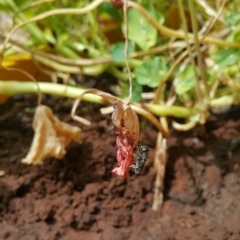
{"left": 71, "top": 89, "right": 141, "bottom": 178}
{"left": 111, "top": 102, "right": 139, "bottom": 178}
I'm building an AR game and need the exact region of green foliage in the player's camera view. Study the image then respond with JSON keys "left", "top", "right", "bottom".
{"left": 227, "top": 26, "right": 240, "bottom": 42}
{"left": 99, "top": 3, "right": 121, "bottom": 20}
{"left": 1, "top": 0, "right": 240, "bottom": 124}
{"left": 175, "top": 66, "right": 196, "bottom": 95}
{"left": 214, "top": 49, "right": 240, "bottom": 68}
{"left": 123, "top": 79, "right": 142, "bottom": 102}
{"left": 0, "top": 0, "right": 32, "bottom": 11}
{"left": 125, "top": 3, "right": 164, "bottom": 50}
{"left": 110, "top": 42, "right": 135, "bottom": 61}
{"left": 131, "top": 79, "right": 143, "bottom": 102}
{"left": 135, "top": 57, "right": 168, "bottom": 87}
{"left": 0, "top": 2, "right": 11, "bottom": 12}
{"left": 225, "top": 12, "right": 240, "bottom": 27}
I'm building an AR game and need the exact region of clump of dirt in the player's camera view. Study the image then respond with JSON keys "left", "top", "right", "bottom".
{"left": 1, "top": 96, "right": 240, "bottom": 240}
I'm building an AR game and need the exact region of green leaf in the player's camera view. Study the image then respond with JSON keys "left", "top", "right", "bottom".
{"left": 99, "top": 3, "right": 121, "bottom": 20}
{"left": 0, "top": 3, "right": 11, "bottom": 11}
{"left": 227, "top": 26, "right": 240, "bottom": 42}
{"left": 110, "top": 42, "right": 135, "bottom": 61}
{"left": 214, "top": 48, "right": 240, "bottom": 68}
{"left": 0, "top": 0, "right": 33, "bottom": 11}
{"left": 125, "top": 4, "right": 162, "bottom": 50}
{"left": 123, "top": 78, "right": 142, "bottom": 102}
{"left": 134, "top": 57, "right": 168, "bottom": 88}
{"left": 175, "top": 66, "right": 196, "bottom": 95}
{"left": 15, "top": 0, "right": 33, "bottom": 8}
{"left": 225, "top": 12, "right": 240, "bottom": 27}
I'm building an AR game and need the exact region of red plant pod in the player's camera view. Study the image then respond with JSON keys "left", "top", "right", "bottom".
{"left": 111, "top": 0, "right": 124, "bottom": 9}
{"left": 112, "top": 134, "right": 134, "bottom": 178}
{"left": 111, "top": 103, "right": 139, "bottom": 178}
{"left": 71, "top": 89, "right": 139, "bottom": 177}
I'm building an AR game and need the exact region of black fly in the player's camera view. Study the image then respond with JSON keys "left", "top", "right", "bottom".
{"left": 130, "top": 144, "right": 149, "bottom": 174}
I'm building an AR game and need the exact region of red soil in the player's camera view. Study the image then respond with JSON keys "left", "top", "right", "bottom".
{"left": 1, "top": 96, "right": 240, "bottom": 240}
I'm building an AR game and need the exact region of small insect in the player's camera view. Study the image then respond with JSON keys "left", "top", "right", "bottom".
{"left": 130, "top": 144, "right": 149, "bottom": 174}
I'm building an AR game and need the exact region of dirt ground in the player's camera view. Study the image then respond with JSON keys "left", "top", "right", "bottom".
{"left": 1, "top": 95, "right": 240, "bottom": 240}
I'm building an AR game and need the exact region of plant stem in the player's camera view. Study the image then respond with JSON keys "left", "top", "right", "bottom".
{"left": 210, "top": 95, "right": 235, "bottom": 107}
{"left": 129, "top": 1, "right": 240, "bottom": 49}
{"left": 0, "top": 81, "right": 194, "bottom": 118}
{"left": 226, "top": 62, "right": 240, "bottom": 76}
{"left": 0, "top": 32, "right": 143, "bottom": 69}
{"left": 32, "top": 55, "right": 107, "bottom": 75}
{"left": 107, "top": 66, "right": 129, "bottom": 81}
{"left": 55, "top": 42, "right": 80, "bottom": 59}
{"left": 0, "top": 81, "right": 104, "bottom": 103}
{"left": 177, "top": 0, "right": 203, "bottom": 104}
{"left": 3, "top": 0, "right": 240, "bottom": 67}
{"left": 154, "top": 46, "right": 193, "bottom": 103}
{"left": 143, "top": 103, "right": 194, "bottom": 118}
{"left": 188, "top": 0, "right": 209, "bottom": 97}
{"left": 123, "top": 0, "right": 133, "bottom": 103}
{"left": 5, "top": 0, "right": 46, "bottom": 44}
{"left": 1, "top": 81, "right": 236, "bottom": 116}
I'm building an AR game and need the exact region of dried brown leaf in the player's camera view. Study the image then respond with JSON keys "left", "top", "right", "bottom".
{"left": 22, "top": 105, "right": 81, "bottom": 165}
